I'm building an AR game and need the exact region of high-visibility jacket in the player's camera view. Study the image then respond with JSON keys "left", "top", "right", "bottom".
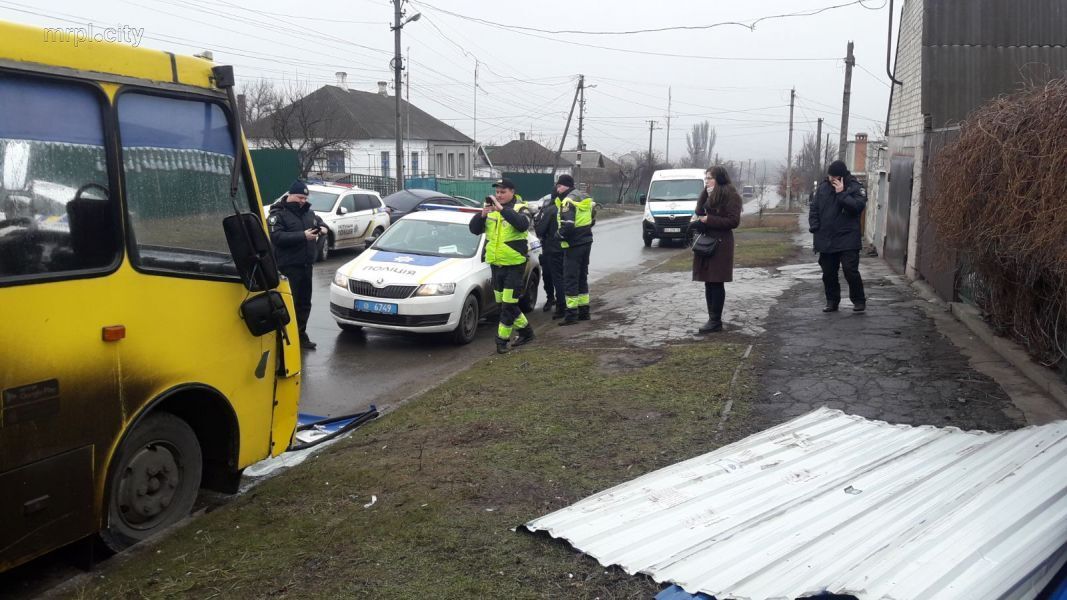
{"left": 469, "top": 200, "right": 531, "bottom": 266}
{"left": 555, "top": 191, "right": 594, "bottom": 248}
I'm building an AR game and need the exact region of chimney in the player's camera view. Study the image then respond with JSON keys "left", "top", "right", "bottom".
{"left": 377, "top": 81, "right": 389, "bottom": 96}
{"left": 854, "top": 133, "right": 868, "bottom": 172}
{"left": 519, "top": 132, "right": 526, "bottom": 141}
{"left": 336, "top": 71, "right": 348, "bottom": 90}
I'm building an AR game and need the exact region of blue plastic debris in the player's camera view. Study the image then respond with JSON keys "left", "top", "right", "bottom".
{"left": 656, "top": 585, "right": 714, "bottom": 600}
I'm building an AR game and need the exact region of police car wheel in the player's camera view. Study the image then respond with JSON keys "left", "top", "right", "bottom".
{"left": 317, "top": 236, "right": 330, "bottom": 262}
{"left": 643, "top": 235, "right": 653, "bottom": 247}
{"left": 450, "top": 294, "right": 480, "bottom": 345}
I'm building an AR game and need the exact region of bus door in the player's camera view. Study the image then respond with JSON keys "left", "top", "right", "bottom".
{"left": 112, "top": 91, "right": 281, "bottom": 464}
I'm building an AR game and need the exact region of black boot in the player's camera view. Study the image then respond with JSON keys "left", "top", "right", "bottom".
{"left": 551, "top": 307, "right": 566, "bottom": 320}
{"left": 299, "top": 332, "right": 317, "bottom": 350}
{"left": 698, "top": 319, "right": 723, "bottom": 333}
{"left": 822, "top": 304, "right": 839, "bottom": 313}
{"left": 558, "top": 309, "right": 579, "bottom": 326}
{"left": 578, "top": 305, "right": 591, "bottom": 321}
{"left": 542, "top": 299, "right": 554, "bottom": 312}
{"left": 512, "top": 326, "right": 535, "bottom": 347}
{"left": 495, "top": 337, "right": 510, "bottom": 354}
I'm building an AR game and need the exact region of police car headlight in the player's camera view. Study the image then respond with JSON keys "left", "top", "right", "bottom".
{"left": 644, "top": 213, "right": 654, "bottom": 223}
{"left": 333, "top": 270, "right": 348, "bottom": 287}
{"left": 415, "top": 283, "right": 456, "bottom": 296}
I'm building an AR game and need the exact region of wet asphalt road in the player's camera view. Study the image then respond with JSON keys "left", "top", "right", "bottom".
{"left": 298, "top": 213, "right": 662, "bottom": 417}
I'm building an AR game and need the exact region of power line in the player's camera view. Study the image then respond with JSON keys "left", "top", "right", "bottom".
{"left": 412, "top": 0, "right": 884, "bottom": 36}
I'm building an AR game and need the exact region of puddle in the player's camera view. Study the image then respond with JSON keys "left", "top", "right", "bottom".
{"left": 583, "top": 263, "right": 824, "bottom": 348}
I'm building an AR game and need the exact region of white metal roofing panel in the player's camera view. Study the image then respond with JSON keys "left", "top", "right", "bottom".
{"left": 523, "top": 408, "right": 1067, "bottom": 600}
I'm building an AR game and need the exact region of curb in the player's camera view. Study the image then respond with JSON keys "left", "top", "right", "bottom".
{"left": 946, "top": 302, "right": 1067, "bottom": 412}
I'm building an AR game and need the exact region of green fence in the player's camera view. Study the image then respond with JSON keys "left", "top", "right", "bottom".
{"left": 437, "top": 179, "right": 495, "bottom": 201}
{"left": 503, "top": 172, "right": 555, "bottom": 199}
{"left": 588, "top": 184, "right": 642, "bottom": 205}
{"left": 250, "top": 149, "right": 300, "bottom": 205}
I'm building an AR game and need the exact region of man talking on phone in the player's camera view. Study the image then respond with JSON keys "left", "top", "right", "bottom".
{"left": 809, "top": 160, "right": 867, "bottom": 313}
{"left": 268, "top": 179, "right": 328, "bottom": 349}
{"left": 469, "top": 178, "right": 534, "bottom": 354}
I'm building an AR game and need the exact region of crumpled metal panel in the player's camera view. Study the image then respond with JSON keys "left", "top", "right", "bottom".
{"left": 524, "top": 408, "right": 1067, "bottom": 600}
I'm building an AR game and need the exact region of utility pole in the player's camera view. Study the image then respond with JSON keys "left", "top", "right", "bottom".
{"left": 786, "top": 86, "right": 795, "bottom": 210}
{"left": 839, "top": 40, "right": 854, "bottom": 162}
{"left": 474, "top": 59, "right": 479, "bottom": 148}
{"left": 826, "top": 133, "right": 831, "bottom": 170}
{"left": 392, "top": 0, "right": 404, "bottom": 188}
{"left": 815, "top": 117, "right": 823, "bottom": 177}
{"left": 647, "top": 120, "right": 657, "bottom": 168}
{"left": 576, "top": 74, "right": 585, "bottom": 185}
{"left": 405, "top": 47, "right": 411, "bottom": 177}
{"left": 665, "top": 86, "right": 672, "bottom": 164}
{"left": 551, "top": 76, "right": 582, "bottom": 182}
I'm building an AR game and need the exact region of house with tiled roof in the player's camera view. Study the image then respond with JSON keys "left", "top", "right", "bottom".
{"left": 246, "top": 77, "right": 474, "bottom": 180}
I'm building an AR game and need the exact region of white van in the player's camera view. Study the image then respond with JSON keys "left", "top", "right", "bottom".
{"left": 640, "top": 168, "right": 705, "bottom": 247}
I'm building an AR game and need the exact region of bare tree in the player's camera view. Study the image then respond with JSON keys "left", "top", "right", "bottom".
{"left": 247, "top": 82, "right": 350, "bottom": 178}
{"left": 237, "top": 78, "right": 279, "bottom": 129}
{"left": 684, "top": 121, "right": 716, "bottom": 168}
{"left": 792, "top": 133, "right": 838, "bottom": 200}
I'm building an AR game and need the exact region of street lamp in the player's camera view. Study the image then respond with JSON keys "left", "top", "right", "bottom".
{"left": 392, "top": 3, "right": 420, "bottom": 191}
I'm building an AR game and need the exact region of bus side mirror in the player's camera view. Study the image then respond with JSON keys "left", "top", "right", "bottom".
{"left": 224, "top": 213, "right": 280, "bottom": 292}
{"left": 239, "top": 291, "right": 291, "bottom": 337}
{"left": 639, "top": 194, "right": 647, "bottom": 205}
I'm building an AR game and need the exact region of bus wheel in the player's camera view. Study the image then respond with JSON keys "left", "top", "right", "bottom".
{"left": 102, "top": 413, "right": 203, "bottom": 552}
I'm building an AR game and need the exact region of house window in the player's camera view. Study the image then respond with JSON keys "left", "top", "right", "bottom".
{"left": 436, "top": 153, "right": 444, "bottom": 176}
{"left": 326, "top": 150, "right": 345, "bottom": 173}
{"left": 411, "top": 151, "right": 419, "bottom": 175}
{"left": 458, "top": 152, "right": 465, "bottom": 177}
{"left": 380, "top": 151, "right": 390, "bottom": 176}
{"left": 447, "top": 153, "right": 455, "bottom": 177}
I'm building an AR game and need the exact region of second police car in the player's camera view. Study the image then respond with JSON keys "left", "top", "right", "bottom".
{"left": 329, "top": 206, "right": 541, "bottom": 344}
{"left": 266, "top": 183, "right": 391, "bottom": 261}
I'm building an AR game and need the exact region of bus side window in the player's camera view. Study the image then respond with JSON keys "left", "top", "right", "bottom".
{"left": 0, "top": 75, "right": 119, "bottom": 282}
{"left": 117, "top": 93, "right": 246, "bottom": 278}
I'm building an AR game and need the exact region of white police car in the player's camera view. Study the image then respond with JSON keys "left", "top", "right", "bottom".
{"left": 329, "top": 208, "right": 541, "bottom": 344}
{"left": 265, "top": 183, "right": 391, "bottom": 262}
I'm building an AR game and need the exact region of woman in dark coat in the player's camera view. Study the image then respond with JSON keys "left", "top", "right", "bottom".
{"left": 691, "top": 165, "right": 743, "bottom": 333}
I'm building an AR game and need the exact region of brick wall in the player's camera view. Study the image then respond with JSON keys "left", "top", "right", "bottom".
{"left": 888, "top": 0, "right": 924, "bottom": 138}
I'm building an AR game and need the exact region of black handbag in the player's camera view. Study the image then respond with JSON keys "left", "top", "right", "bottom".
{"left": 691, "top": 233, "right": 720, "bottom": 258}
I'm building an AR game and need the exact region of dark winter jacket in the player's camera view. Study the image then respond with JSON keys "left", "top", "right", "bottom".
{"left": 808, "top": 175, "right": 867, "bottom": 253}
{"left": 554, "top": 189, "right": 594, "bottom": 248}
{"left": 691, "top": 185, "right": 742, "bottom": 283}
{"left": 534, "top": 201, "right": 563, "bottom": 253}
{"left": 268, "top": 200, "right": 327, "bottom": 268}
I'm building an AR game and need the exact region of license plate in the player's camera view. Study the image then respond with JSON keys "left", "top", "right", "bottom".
{"left": 664, "top": 227, "right": 682, "bottom": 233}
{"left": 355, "top": 300, "right": 398, "bottom": 315}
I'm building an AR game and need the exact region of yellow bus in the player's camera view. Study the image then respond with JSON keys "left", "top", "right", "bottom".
{"left": 0, "top": 21, "right": 301, "bottom": 571}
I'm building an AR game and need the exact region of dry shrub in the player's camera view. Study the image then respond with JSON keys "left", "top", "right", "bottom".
{"left": 929, "top": 78, "right": 1067, "bottom": 371}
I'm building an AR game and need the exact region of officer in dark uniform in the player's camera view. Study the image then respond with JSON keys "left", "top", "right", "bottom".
{"left": 268, "top": 180, "right": 327, "bottom": 349}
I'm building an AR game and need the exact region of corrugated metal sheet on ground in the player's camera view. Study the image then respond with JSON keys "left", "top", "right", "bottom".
{"left": 523, "top": 407, "right": 1067, "bottom": 600}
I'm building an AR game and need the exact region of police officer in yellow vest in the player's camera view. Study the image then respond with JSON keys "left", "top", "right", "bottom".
{"left": 469, "top": 178, "right": 534, "bottom": 354}
{"left": 553, "top": 174, "right": 595, "bottom": 326}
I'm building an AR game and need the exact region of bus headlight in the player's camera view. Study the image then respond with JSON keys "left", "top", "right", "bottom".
{"left": 416, "top": 283, "right": 456, "bottom": 296}
{"left": 644, "top": 213, "right": 654, "bottom": 223}
{"left": 333, "top": 270, "right": 348, "bottom": 287}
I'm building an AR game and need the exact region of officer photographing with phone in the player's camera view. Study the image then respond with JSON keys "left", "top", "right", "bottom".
{"left": 469, "top": 178, "right": 534, "bottom": 354}
{"left": 268, "top": 180, "right": 328, "bottom": 350}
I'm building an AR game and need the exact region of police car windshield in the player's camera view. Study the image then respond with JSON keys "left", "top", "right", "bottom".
{"left": 648, "top": 179, "right": 703, "bottom": 201}
{"left": 373, "top": 219, "right": 479, "bottom": 258}
{"left": 307, "top": 191, "right": 338, "bottom": 212}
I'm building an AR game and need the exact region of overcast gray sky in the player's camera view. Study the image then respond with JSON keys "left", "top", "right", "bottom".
{"left": 2, "top": 0, "right": 900, "bottom": 165}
